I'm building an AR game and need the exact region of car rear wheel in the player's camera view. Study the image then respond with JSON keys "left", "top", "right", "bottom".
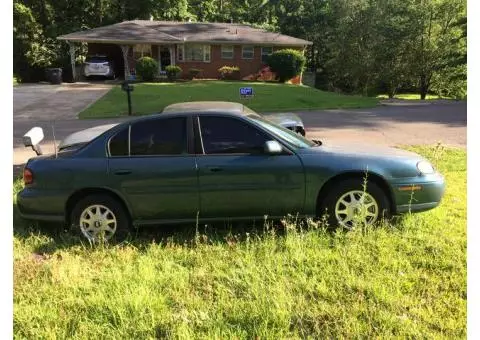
{"left": 319, "top": 178, "right": 390, "bottom": 229}
{"left": 71, "top": 194, "right": 130, "bottom": 242}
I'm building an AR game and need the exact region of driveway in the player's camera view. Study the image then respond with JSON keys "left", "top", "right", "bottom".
{"left": 13, "top": 83, "right": 113, "bottom": 170}
{"left": 14, "top": 83, "right": 112, "bottom": 122}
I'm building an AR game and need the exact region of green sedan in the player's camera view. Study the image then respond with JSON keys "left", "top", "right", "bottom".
{"left": 18, "top": 102, "right": 445, "bottom": 242}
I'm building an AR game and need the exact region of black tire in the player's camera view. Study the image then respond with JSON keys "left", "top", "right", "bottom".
{"left": 70, "top": 194, "right": 131, "bottom": 242}
{"left": 318, "top": 178, "right": 390, "bottom": 229}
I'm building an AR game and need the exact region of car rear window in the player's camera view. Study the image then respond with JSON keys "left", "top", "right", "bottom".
{"left": 85, "top": 56, "right": 109, "bottom": 63}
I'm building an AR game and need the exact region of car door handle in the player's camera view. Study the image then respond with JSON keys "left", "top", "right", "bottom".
{"left": 114, "top": 169, "right": 132, "bottom": 175}
{"left": 207, "top": 166, "right": 223, "bottom": 172}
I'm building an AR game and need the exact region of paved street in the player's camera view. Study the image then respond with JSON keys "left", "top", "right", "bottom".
{"left": 298, "top": 100, "right": 466, "bottom": 148}
{"left": 13, "top": 83, "right": 466, "bottom": 173}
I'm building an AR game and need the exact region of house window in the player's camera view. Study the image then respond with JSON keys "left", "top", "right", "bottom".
{"left": 177, "top": 44, "right": 211, "bottom": 62}
{"left": 221, "top": 45, "right": 234, "bottom": 59}
{"left": 134, "top": 44, "right": 152, "bottom": 59}
{"left": 242, "top": 46, "right": 254, "bottom": 59}
{"left": 261, "top": 47, "right": 273, "bottom": 63}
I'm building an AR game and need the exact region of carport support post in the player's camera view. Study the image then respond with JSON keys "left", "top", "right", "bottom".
{"left": 120, "top": 45, "right": 130, "bottom": 80}
{"left": 68, "top": 41, "right": 76, "bottom": 82}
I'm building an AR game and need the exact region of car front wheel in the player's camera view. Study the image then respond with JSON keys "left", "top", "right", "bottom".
{"left": 319, "top": 178, "right": 390, "bottom": 229}
{"left": 70, "top": 194, "right": 130, "bottom": 242}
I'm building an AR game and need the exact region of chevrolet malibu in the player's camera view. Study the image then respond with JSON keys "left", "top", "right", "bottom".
{"left": 17, "top": 102, "right": 445, "bottom": 242}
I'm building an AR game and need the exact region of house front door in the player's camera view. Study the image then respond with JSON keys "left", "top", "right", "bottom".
{"left": 159, "top": 46, "right": 171, "bottom": 71}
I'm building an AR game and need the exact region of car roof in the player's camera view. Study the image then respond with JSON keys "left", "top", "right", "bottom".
{"left": 162, "top": 101, "right": 255, "bottom": 116}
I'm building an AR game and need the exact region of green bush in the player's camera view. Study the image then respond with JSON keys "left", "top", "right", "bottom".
{"left": 267, "top": 49, "right": 306, "bottom": 83}
{"left": 189, "top": 68, "right": 202, "bottom": 79}
{"left": 218, "top": 66, "right": 240, "bottom": 80}
{"left": 135, "top": 57, "right": 158, "bottom": 81}
{"left": 166, "top": 65, "right": 183, "bottom": 81}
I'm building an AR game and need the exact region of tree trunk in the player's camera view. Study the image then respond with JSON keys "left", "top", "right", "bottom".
{"left": 420, "top": 74, "right": 428, "bottom": 100}
{"left": 387, "top": 81, "right": 397, "bottom": 99}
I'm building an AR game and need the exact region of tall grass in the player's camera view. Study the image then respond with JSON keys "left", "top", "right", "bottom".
{"left": 13, "top": 146, "right": 466, "bottom": 338}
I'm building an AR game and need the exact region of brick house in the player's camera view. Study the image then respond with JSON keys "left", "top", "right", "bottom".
{"left": 57, "top": 20, "right": 312, "bottom": 81}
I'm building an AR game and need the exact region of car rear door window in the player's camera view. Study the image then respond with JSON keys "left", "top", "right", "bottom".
{"left": 198, "top": 116, "right": 269, "bottom": 154}
{"left": 130, "top": 118, "right": 187, "bottom": 156}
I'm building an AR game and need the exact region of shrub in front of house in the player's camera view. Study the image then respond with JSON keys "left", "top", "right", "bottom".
{"left": 166, "top": 65, "right": 183, "bottom": 81}
{"left": 218, "top": 66, "right": 240, "bottom": 80}
{"left": 136, "top": 57, "right": 158, "bottom": 81}
{"left": 267, "top": 49, "right": 306, "bottom": 83}
{"left": 189, "top": 68, "right": 202, "bottom": 79}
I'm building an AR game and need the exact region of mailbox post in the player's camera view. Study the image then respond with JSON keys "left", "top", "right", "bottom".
{"left": 121, "top": 81, "right": 134, "bottom": 116}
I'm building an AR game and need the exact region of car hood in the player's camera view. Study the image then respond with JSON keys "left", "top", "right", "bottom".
{"left": 299, "top": 142, "right": 423, "bottom": 160}
{"left": 263, "top": 112, "right": 304, "bottom": 127}
{"left": 59, "top": 123, "right": 119, "bottom": 149}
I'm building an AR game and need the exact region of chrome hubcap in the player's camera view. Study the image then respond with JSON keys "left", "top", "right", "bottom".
{"left": 79, "top": 205, "right": 117, "bottom": 242}
{"left": 335, "top": 190, "right": 379, "bottom": 229}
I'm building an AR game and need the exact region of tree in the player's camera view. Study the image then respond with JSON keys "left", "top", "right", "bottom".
{"left": 412, "top": 0, "right": 466, "bottom": 99}
{"left": 373, "top": 0, "right": 418, "bottom": 98}
{"left": 151, "top": 0, "right": 194, "bottom": 21}
{"left": 14, "top": 1, "right": 57, "bottom": 81}
{"left": 12, "top": 0, "right": 466, "bottom": 95}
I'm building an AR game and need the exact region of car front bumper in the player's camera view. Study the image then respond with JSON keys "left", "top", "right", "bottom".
{"left": 391, "top": 172, "right": 446, "bottom": 214}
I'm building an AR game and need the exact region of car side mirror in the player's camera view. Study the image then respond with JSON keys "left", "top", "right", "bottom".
{"left": 264, "top": 140, "right": 283, "bottom": 154}
{"left": 23, "top": 127, "right": 44, "bottom": 155}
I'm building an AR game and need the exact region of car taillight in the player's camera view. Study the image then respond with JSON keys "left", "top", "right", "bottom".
{"left": 23, "top": 168, "right": 33, "bottom": 185}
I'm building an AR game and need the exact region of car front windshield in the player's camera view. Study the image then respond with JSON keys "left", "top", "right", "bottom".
{"left": 248, "top": 115, "right": 316, "bottom": 149}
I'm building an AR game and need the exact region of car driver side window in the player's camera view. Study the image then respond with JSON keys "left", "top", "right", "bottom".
{"left": 199, "top": 116, "right": 269, "bottom": 154}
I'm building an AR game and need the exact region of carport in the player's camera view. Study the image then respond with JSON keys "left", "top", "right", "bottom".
{"left": 57, "top": 21, "right": 179, "bottom": 81}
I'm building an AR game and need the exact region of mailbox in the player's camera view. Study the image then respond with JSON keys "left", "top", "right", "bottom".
{"left": 122, "top": 81, "right": 134, "bottom": 92}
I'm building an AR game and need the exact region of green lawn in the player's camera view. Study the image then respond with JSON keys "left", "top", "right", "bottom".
{"left": 377, "top": 93, "right": 449, "bottom": 100}
{"left": 79, "top": 81, "right": 378, "bottom": 118}
{"left": 13, "top": 146, "right": 466, "bottom": 338}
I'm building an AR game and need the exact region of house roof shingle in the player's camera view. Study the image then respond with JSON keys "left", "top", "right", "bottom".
{"left": 57, "top": 20, "right": 312, "bottom": 46}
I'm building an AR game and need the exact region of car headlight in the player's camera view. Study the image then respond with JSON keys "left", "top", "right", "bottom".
{"left": 417, "top": 161, "right": 435, "bottom": 174}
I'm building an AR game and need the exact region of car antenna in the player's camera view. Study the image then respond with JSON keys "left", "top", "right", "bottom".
{"left": 52, "top": 123, "right": 58, "bottom": 158}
